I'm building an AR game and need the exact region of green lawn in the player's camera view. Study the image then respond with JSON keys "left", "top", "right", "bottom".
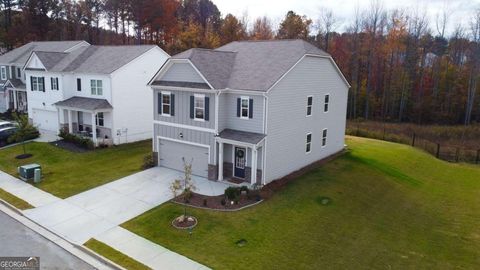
{"left": 122, "top": 136, "right": 480, "bottom": 269}
{"left": 84, "top": 239, "right": 150, "bottom": 270}
{"left": 0, "top": 140, "right": 151, "bottom": 198}
{"left": 0, "top": 188, "right": 34, "bottom": 210}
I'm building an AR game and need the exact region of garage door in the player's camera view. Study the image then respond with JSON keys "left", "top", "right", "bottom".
{"left": 159, "top": 139, "right": 209, "bottom": 177}
{"left": 32, "top": 109, "right": 58, "bottom": 132}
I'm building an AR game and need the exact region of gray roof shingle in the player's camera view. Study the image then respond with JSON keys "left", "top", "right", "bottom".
{"left": 218, "top": 129, "right": 266, "bottom": 145}
{"left": 165, "top": 39, "right": 329, "bottom": 92}
{"left": 0, "top": 41, "right": 87, "bottom": 66}
{"left": 53, "top": 96, "right": 113, "bottom": 111}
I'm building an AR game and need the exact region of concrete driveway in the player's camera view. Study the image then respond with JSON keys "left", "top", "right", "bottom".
{"left": 23, "top": 167, "right": 229, "bottom": 244}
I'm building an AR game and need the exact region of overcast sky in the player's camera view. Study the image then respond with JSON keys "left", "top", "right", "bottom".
{"left": 215, "top": 0, "right": 480, "bottom": 36}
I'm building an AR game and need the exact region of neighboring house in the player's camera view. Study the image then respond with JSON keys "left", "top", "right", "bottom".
{"left": 0, "top": 41, "right": 89, "bottom": 113}
{"left": 149, "top": 39, "right": 350, "bottom": 185}
{"left": 23, "top": 43, "right": 169, "bottom": 145}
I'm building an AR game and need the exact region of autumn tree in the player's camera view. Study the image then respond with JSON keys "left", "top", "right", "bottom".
{"left": 220, "top": 13, "right": 246, "bottom": 44}
{"left": 250, "top": 16, "right": 274, "bottom": 40}
{"left": 277, "top": 11, "right": 312, "bottom": 40}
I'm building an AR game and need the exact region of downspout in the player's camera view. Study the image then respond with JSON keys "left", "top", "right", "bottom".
{"left": 262, "top": 93, "right": 269, "bottom": 185}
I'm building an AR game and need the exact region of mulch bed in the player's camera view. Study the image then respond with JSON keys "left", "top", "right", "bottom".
{"left": 173, "top": 192, "right": 262, "bottom": 211}
{"left": 49, "top": 140, "right": 90, "bottom": 153}
{"left": 15, "top": 154, "right": 33, "bottom": 159}
{"left": 172, "top": 216, "right": 197, "bottom": 229}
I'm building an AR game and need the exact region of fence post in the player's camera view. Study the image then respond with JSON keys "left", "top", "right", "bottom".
{"left": 436, "top": 143, "right": 440, "bottom": 158}
{"left": 476, "top": 149, "right": 480, "bottom": 164}
{"left": 455, "top": 147, "right": 460, "bottom": 162}
{"left": 412, "top": 133, "right": 416, "bottom": 147}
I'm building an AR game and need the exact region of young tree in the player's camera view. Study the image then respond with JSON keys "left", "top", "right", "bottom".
{"left": 8, "top": 113, "right": 39, "bottom": 156}
{"left": 170, "top": 158, "right": 197, "bottom": 218}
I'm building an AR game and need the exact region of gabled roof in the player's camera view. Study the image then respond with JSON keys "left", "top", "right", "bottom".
{"left": 160, "top": 39, "right": 334, "bottom": 92}
{"left": 0, "top": 41, "right": 88, "bottom": 66}
{"left": 28, "top": 45, "right": 159, "bottom": 74}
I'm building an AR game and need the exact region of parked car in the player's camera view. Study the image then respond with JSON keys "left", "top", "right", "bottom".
{"left": 0, "top": 121, "right": 16, "bottom": 130}
{"left": 0, "top": 126, "right": 18, "bottom": 147}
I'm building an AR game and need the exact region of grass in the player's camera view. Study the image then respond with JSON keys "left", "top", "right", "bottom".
{"left": 0, "top": 140, "right": 151, "bottom": 198}
{"left": 84, "top": 239, "right": 150, "bottom": 270}
{"left": 0, "top": 188, "right": 34, "bottom": 210}
{"left": 122, "top": 136, "right": 480, "bottom": 270}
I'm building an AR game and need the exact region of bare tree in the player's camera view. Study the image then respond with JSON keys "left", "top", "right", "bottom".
{"left": 316, "top": 8, "right": 339, "bottom": 52}
{"left": 465, "top": 8, "right": 480, "bottom": 126}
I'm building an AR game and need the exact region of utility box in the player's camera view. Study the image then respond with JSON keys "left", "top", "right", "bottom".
{"left": 18, "top": 164, "right": 41, "bottom": 181}
{"left": 34, "top": 168, "right": 42, "bottom": 183}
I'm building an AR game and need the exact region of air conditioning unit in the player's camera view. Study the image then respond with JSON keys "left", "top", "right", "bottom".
{"left": 18, "top": 164, "right": 41, "bottom": 181}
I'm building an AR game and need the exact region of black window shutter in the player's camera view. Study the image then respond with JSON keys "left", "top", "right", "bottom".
{"left": 249, "top": 98, "right": 253, "bottom": 118}
{"left": 55, "top": 78, "right": 59, "bottom": 89}
{"left": 190, "top": 95, "right": 194, "bottom": 119}
{"left": 30, "top": 76, "right": 33, "bottom": 91}
{"left": 77, "top": 78, "right": 81, "bottom": 91}
{"left": 157, "top": 92, "right": 162, "bottom": 114}
{"left": 50, "top": 78, "right": 53, "bottom": 90}
{"left": 205, "top": 96, "right": 210, "bottom": 121}
{"left": 41, "top": 77, "right": 45, "bottom": 92}
{"left": 236, "top": 98, "right": 241, "bottom": 117}
{"left": 171, "top": 94, "right": 175, "bottom": 116}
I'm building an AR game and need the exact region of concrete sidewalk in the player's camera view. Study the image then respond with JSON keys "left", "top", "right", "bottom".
{"left": 0, "top": 170, "right": 60, "bottom": 207}
{"left": 96, "top": 226, "right": 210, "bottom": 270}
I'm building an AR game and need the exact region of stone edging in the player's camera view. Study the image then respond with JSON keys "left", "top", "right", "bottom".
{"left": 171, "top": 216, "right": 198, "bottom": 230}
{"left": 171, "top": 199, "right": 264, "bottom": 212}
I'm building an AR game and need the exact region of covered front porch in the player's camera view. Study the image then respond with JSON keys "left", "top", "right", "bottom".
{"left": 4, "top": 79, "right": 27, "bottom": 113}
{"left": 216, "top": 129, "right": 265, "bottom": 186}
{"left": 54, "top": 96, "right": 113, "bottom": 146}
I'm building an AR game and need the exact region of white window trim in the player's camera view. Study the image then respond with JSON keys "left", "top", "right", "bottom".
{"left": 31, "top": 77, "right": 38, "bottom": 91}
{"left": 51, "top": 77, "right": 58, "bottom": 90}
{"left": 306, "top": 95, "right": 313, "bottom": 117}
{"left": 306, "top": 132, "right": 312, "bottom": 154}
{"left": 91, "top": 79, "right": 103, "bottom": 96}
{"left": 322, "top": 128, "right": 328, "bottom": 148}
{"left": 324, "top": 93, "right": 330, "bottom": 113}
{"left": 194, "top": 94, "right": 205, "bottom": 122}
{"left": 96, "top": 112, "right": 105, "bottom": 127}
{"left": 161, "top": 91, "right": 171, "bottom": 117}
{"left": 1, "top": 66, "right": 6, "bottom": 80}
{"left": 240, "top": 96, "right": 250, "bottom": 119}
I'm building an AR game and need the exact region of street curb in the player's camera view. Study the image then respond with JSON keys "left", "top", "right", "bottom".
{"left": 0, "top": 198, "right": 124, "bottom": 270}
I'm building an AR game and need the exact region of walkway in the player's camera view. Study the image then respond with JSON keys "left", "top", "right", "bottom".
{"left": 0, "top": 167, "right": 228, "bottom": 269}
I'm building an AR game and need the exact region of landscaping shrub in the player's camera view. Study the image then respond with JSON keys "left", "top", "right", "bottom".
{"left": 58, "top": 129, "right": 94, "bottom": 150}
{"left": 225, "top": 186, "right": 241, "bottom": 200}
{"left": 220, "top": 198, "right": 226, "bottom": 206}
{"left": 142, "top": 154, "right": 155, "bottom": 169}
{"left": 203, "top": 198, "right": 207, "bottom": 206}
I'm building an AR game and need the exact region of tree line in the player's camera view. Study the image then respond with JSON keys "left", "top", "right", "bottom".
{"left": 0, "top": 0, "right": 479, "bottom": 125}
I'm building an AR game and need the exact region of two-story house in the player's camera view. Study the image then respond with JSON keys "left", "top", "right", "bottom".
{"left": 23, "top": 44, "right": 169, "bottom": 145}
{"left": 0, "top": 41, "right": 89, "bottom": 113}
{"left": 149, "top": 40, "right": 349, "bottom": 185}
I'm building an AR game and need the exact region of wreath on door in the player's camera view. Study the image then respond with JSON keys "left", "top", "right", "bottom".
{"left": 236, "top": 149, "right": 245, "bottom": 158}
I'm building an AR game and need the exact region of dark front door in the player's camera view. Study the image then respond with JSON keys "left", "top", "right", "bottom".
{"left": 234, "top": 147, "right": 246, "bottom": 178}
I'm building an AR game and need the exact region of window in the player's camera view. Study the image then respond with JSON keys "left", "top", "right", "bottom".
{"left": 240, "top": 97, "right": 249, "bottom": 118}
{"left": 51, "top": 77, "right": 59, "bottom": 90}
{"left": 161, "top": 92, "right": 171, "bottom": 116}
{"left": 96, "top": 112, "right": 104, "bottom": 127}
{"left": 77, "top": 78, "right": 82, "bottom": 91}
{"left": 324, "top": 94, "right": 330, "bottom": 112}
{"left": 306, "top": 96, "right": 313, "bottom": 116}
{"left": 90, "top": 80, "right": 103, "bottom": 95}
{"left": 16, "top": 67, "right": 21, "bottom": 79}
{"left": 322, "top": 129, "right": 328, "bottom": 147}
{"left": 194, "top": 94, "right": 205, "bottom": 120}
{"left": 1, "top": 66, "right": 6, "bottom": 80}
{"left": 30, "top": 76, "right": 45, "bottom": 91}
{"left": 306, "top": 133, "right": 312, "bottom": 153}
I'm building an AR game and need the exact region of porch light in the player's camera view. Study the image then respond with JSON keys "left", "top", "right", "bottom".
{"left": 179, "top": 132, "right": 183, "bottom": 138}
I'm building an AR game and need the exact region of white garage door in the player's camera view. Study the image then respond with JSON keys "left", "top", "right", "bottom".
{"left": 159, "top": 139, "right": 209, "bottom": 177}
{"left": 32, "top": 109, "right": 58, "bottom": 132}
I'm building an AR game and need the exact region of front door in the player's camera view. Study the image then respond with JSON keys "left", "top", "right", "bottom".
{"left": 234, "top": 147, "right": 246, "bottom": 178}
{"left": 77, "top": 111, "right": 84, "bottom": 131}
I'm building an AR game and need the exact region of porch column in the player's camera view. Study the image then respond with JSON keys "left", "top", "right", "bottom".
{"left": 251, "top": 147, "right": 258, "bottom": 185}
{"left": 67, "top": 109, "right": 73, "bottom": 133}
{"left": 218, "top": 142, "right": 224, "bottom": 181}
{"left": 12, "top": 90, "right": 17, "bottom": 110}
{"left": 91, "top": 112, "right": 97, "bottom": 146}
{"left": 56, "top": 107, "right": 61, "bottom": 133}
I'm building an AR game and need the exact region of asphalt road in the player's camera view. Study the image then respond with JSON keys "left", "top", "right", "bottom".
{"left": 0, "top": 210, "right": 94, "bottom": 270}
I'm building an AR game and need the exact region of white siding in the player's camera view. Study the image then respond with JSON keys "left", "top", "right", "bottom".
{"left": 264, "top": 56, "right": 348, "bottom": 183}
{"left": 111, "top": 47, "right": 169, "bottom": 144}
{"left": 161, "top": 62, "right": 205, "bottom": 83}
{"left": 217, "top": 93, "right": 264, "bottom": 134}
